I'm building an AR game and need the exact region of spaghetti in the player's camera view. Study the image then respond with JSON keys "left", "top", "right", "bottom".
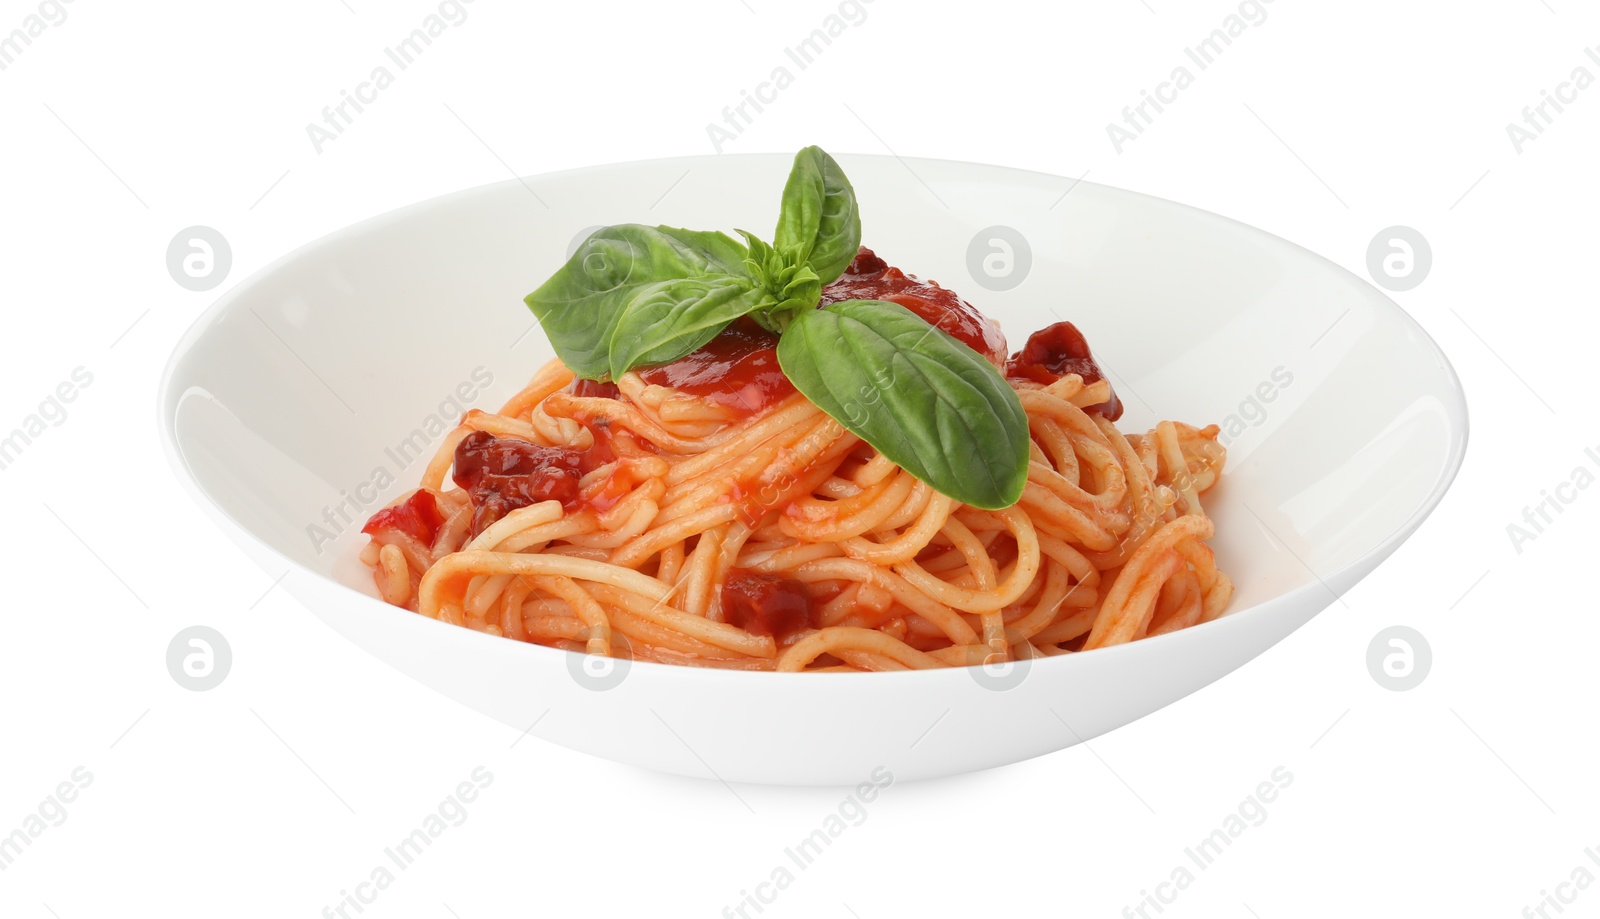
{"left": 360, "top": 250, "right": 1231, "bottom": 672}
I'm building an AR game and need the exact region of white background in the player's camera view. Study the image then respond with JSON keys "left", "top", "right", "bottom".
{"left": 2, "top": 1, "right": 1597, "bottom": 917}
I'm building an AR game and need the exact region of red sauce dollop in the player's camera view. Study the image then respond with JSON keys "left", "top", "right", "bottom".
{"left": 1005, "top": 320, "right": 1124, "bottom": 421}
{"left": 720, "top": 570, "right": 816, "bottom": 643}
{"left": 362, "top": 490, "right": 445, "bottom": 545}
{"left": 452, "top": 430, "right": 585, "bottom": 534}
{"left": 820, "top": 247, "right": 1009, "bottom": 366}
{"left": 635, "top": 317, "right": 795, "bottom": 418}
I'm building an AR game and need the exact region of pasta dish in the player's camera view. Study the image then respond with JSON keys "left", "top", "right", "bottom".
{"left": 358, "top": 147, "right": 1232, "bottom": 672}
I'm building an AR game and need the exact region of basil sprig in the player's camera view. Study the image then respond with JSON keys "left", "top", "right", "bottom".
{"left": 523, "top": 146, "right": 1028, "bottom": 509}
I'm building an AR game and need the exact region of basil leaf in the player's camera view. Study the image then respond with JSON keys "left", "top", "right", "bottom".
{"left": 773, "top": 146, "right": 861, "bottom": 286}
{"left": 607, "top": 279, "right": 773, "bottom": 379}
{"left": 524, "top": 224, "right": 752, "bottom": 378}
{"left": 777, "top": 299, "right": 1029, "bottom": 510}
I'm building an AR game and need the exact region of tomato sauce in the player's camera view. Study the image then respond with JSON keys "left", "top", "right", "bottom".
{"left": 1005, "top": 321, "right": 1124, "bottom": 421}
{"left": 634, "top": 317, "right": 795, "bottom": 418}
{"left": 445, "top": 410, "right": 656, "bottom": 535}
{"left": 819, "top": 247, "right": 1009, "bottom": 366}
{"left": 362, "top": 489, "right": 446, "bottom": 544}
{"left": 565, "top": 378, "right": 621, "bottom": 399}
{"left": 719, "top": 569, "right": 816, "bottom": 643}
{"left": 451, "top": 430, "right": 585, "bottom": 534}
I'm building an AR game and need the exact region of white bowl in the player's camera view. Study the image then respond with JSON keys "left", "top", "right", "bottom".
{"left": 158, "top": 153, "right": 1468, "bottom": 785}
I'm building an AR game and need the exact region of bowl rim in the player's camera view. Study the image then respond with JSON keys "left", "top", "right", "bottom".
{"left": 156, "top": 150, "right": 1471, "bottom": 683}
